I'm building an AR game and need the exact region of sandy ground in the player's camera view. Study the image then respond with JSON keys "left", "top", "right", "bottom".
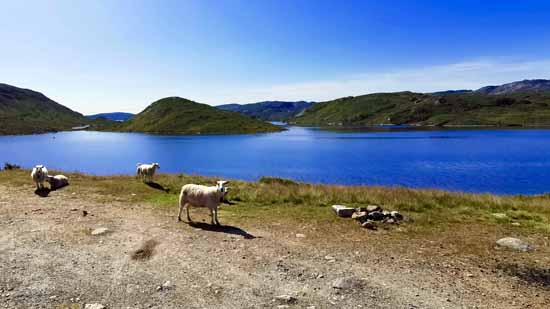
{"left": 1, "top": 183, "right": 549, "bottom": 308}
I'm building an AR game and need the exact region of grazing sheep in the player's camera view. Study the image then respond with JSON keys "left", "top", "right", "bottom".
{"left": 136, "top": 163, "right": 160, "bottom": 183}
{"left": 46, "top": 175, "right": 69, "bottom": 190}
{"left": 31, "top": 165, "right": 49, "bottom": 190}
{"left": 178, "top": 181, "right": 229, "bottom": 225}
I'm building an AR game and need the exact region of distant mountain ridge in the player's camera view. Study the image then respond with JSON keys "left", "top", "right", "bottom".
{"left": 217, "top": 101, "right": 314, "bottom": 121}
{"left": 475, "top": 79, "right": 550, "bottom": 95}
{"left": 87, "top": 112, "right": 134, "bottom": 122}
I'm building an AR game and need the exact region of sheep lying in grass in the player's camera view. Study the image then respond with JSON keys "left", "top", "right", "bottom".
{"left": 47, "top": 175, "right": 69, "bottom": 190}
{"left": 136, "top": 163, "right": 160, "bottom": 183}
{"left": 178, "top": 181, "right": 229, "bottom": 225}
{"left": 31, "top": 165, "right": 49, "bottom": 190}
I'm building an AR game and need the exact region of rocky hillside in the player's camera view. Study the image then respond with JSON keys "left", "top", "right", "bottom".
{"left": 476, "top": 79, "right": 550, "bottom": 95}
{"left": 0, "top": 83, "right": 91, "bottom": 135}
{"left": 120, "top": 97, "right": 283, "bottom": 134}
{"left": 217, "top": 101, "right": 313, "bottom": 121}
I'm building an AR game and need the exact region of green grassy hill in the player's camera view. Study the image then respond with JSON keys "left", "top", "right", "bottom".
{"left": 292, "top": 91, "right": 550, "bottom": 127}
{"left": 0, "top": 83, "right": 92, "bottom": 135}
{"left": 119, "top": 97, "right": 283, "bottom": 134}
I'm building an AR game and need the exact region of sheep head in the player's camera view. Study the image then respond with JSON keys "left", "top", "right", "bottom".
{"left": 153, "top": 163, "right": 160, "bottom": 169}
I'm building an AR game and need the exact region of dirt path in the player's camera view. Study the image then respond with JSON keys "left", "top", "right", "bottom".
{"left": 1, "top": 184, "right": 548, "bottom": 308}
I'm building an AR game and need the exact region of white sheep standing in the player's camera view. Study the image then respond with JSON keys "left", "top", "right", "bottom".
{"left": 136, "top": 163, "right": 160, "bottom": 183}
{"left": 31, "top": 165, "right": 49, "bottom": 190}
{"left": 178, "top": 181, "right": 229, "bottom": 225}
{"left": 47, "top": 175, "right": 69, "bottom": 190}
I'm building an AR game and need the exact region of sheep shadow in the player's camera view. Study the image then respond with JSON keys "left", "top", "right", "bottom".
{"left": 50, "top": 183, "right": 69, "bottom": 191}
{"left": 187, "top": 221, "right": 256, "bottom": 239}
{"left": 145, "top": 182, "right": 170, "bottom": 193}
{"left": 34, "top": 188, "right": 51, "bottom": 197}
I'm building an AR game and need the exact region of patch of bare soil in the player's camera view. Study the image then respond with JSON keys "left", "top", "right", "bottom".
{"left": 0, "top": 184, "right": 549, "bottom": 308}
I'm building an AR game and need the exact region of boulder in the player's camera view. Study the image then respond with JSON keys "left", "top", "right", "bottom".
{"left": 495, "top": 237, "right": 533, "bottom": 252}
{"left": 367, "top": 211, "right": 385, "bottom": 221}
{"left": 332, "top": 205, "right": 355, "bottom": 218}
{"left": 351, "top": 211, "right": 368, "bottom": 222}
{"left": 390, "top": 211, "right": 404, "bottom": 221}
{"left": 361, "top": 220, "right": 377, "bottom": 230}
{"left": 366, "top": 205, "right": 381, "bottom": 212}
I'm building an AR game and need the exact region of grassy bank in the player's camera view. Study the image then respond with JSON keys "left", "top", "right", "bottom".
{"left": 1, "top": 169, "right": 549, "bottom": 235}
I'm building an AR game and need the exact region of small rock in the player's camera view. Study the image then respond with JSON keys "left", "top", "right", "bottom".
{"left": 367, "top": 211, "right": 385, "bottom": 221}
{"left": 274, "top": 294, "right": 297, "bottom": 303}
{"left": 82, "top": 210, "right": 88, "bottom": 217}
{"left": 332, "top": 277, "right": 361, "bottom": 290}
{"left": 70, "top": 208, "right": 78, "bottom": 211}
{"left": 495, "top": 237, "right": 533, "bottom": 252}
{"left": 366, "top": 205, "right": 381, "bottom": 212}
{"left": 332, "top": 205, "right": 355, "bottom": 218}
{"left": 49, "top": 295, "right": 57, "bottom": 300}
{"left": 511, "top": 222, "right": 521, "bottom": 227}
{"left": 316, "top": 274, "right": 324, "bottom": 279}
{"left": 162, "top": 281, "right": 173, "bottom": 289}
{"left": 390, "top": 211, "right": 403, "bottom": 221}
{"left": 361, "top": 220, "right": 377, "bottom": 230}
{"left": 295, "top": 233, "right": 306, "bottom": 238}
{"left": 84, "top": 304, "right": 106, "bottom": 309}
{"left": 492, "top": 213, "right": 508, "bottom": 219}
{"left": 91, "top": 227, "right": 109, "bottom": 236}
{"left": 277, "top": 306, "right": 290, "bottom": 309}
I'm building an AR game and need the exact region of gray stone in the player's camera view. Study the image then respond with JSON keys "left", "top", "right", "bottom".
{"left": 492, "top": 213, "right": 508, "bottom": 219}
{"left": 84, "top": 304, "right": 105, "bottom": 309}
{"left": 495, "top": 237, "right": 533, "bottom": 252}
{"left": 366, "top": 205, "right": 381, "bottom": 212}
{"left": 367, "top": 211, "right": 385, "bottom": 221}
{"left": 351, "top": 211, "right": 368, "bottom": 221}
{"left": 274, "top": 295, "right": 297, "bottom": 303}
{"left": 332, "top": 277, "right": 362, "bottom": 290}
{"left": 361, "top": 220, "right": 377, "bottom": 230}
{"left": 295, "top": 233, "right": 306, "bottom": 238}
{"left": 390, "top": 211, "right": 404, "bottom": 221}
{"left": 90, "top": 228, "right": 109, "bottom": 236}
{"left": 332, "top": 205, "right": 355, "bottom": 218}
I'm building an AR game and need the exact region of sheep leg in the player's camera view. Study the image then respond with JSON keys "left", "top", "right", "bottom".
{"left": 186, "top": 203, "right": 192, "bottom": 222}
{"left": 177, "top": 201, "right": 184, "bottom": 222}
{"left": 214, "top": 208, "right": 220, "bottom": 226}
{"left": 210, "top": 209, "right": 215, "bottom": 225}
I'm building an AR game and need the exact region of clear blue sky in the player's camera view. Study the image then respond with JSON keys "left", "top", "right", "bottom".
{"left": 1, "top": 0, "right": 550, "bottom": 114}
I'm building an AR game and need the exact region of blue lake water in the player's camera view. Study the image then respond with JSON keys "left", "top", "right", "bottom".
{"left": 1, "top": 126, "right": 549, "bottom": 195}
